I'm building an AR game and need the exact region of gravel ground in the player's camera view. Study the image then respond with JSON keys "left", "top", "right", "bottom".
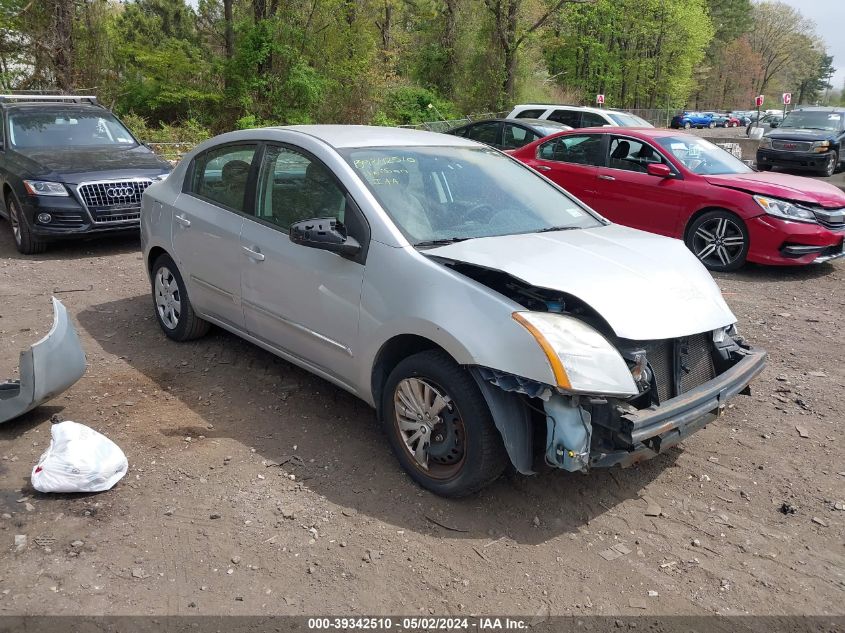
{"left": 0, "top": 222, "right": 843, "bottom": 617}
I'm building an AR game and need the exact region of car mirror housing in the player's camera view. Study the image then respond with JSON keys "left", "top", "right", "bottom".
{"left": 769, "top": 120, "right": 779, "bottom": 128}
{"left": 646, "top": 163, "right": 673, "bottom": 178}
{"left": 290, "top": 217, "right": 361, "bottom": 257}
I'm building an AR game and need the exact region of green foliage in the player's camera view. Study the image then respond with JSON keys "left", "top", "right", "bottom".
{"left": 120, "top": 113, "right": 211, "bottom": 144}
{"left": 373, "top": 86, "right": 461, "bottom": 126}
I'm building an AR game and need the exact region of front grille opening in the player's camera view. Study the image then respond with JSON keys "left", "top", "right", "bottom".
{"left": 78, "top": 180, "right": 152, "bottom": 210}
{"left": 628, "top": 334, "right": 717, "bottom": 405}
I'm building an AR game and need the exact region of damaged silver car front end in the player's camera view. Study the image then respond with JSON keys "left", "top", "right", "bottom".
{"left": 0, "top": 298, "right": 86, "bottom": 423}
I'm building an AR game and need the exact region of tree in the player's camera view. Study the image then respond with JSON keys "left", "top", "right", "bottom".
{"left": 748, "top": 1, "right": 816, "bottom": 94}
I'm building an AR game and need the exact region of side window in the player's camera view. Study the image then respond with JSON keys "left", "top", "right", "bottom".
{"left": 581, "top": 112, "right": 607, "bottom": 127}
{"left": 255, "top": 145, "right": 346, "bottom": 230}
{"left": 514, "top": 109, "right": 545, "bottom": 119}
{"left": 537, "top": 134, "right": 603, "bottom": 166}
{"left": 547, "top": 109, "right": 582, "bottom": 127}
{"left": 466, "top": 122, "right": 501, "bottom": 146}
{"left": 608, "top": 137, "right": 665, "bottom": 173}
{"left": 191, "top": 144, "right": 256, "bottom": 213}
{"left": 502, "top": 124, "right": 539, "bottom": 150}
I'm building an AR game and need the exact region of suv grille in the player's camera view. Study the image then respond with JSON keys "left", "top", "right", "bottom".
{"left": 642, "top": 334, "right": 715, "bottom": 404}
{"left": 77, "top": 180, "right": 152, "bottom": 221}
{"left": 771, "top": 140, "right": 813, "bottom": 152}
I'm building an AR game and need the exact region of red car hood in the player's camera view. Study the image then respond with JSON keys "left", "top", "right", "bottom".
{"left": 704, "top": 173, "right": 845, "bottom": 208}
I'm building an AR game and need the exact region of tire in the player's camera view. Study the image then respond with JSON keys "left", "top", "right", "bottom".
{"left": 686, "top": 210, "right": 749, "bottom": 272}
{"left": 150, "top": 253, "right": 210, "bottom": 341}
{"left": 757, "top": 164, "right": 772, "bottom": 172}
{"left": 819, "top": 151, "right": 838, "bottom": 177}
{"left": 684, "top": 122, "right": 691, "bottom": 129}
{"left": 6, "top": 194, "right": 47, "bottom": 255}
{"left": 708, "top": 121, "right": 716, "bottom": 129}
{"left": 381, "top": 350, "right": 508, "bottom": 497}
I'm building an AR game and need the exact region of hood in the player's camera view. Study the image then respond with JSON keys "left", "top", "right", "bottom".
{"left": 12, "top": 146, "right": 171, "bottom": 183}
{"left": 426, "top": 224, "right": 735, "bottom": 341}
{"left": 765, "top": 128, "right": 836, "bottom": 141}
{"left": 704, "top": 172, "right": 845, "bottom": 208}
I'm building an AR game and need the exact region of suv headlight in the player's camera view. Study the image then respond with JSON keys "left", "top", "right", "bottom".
{"left": 812, "top": 140, "right": 831, "bottom": 153}
{"left": 758, "top": 137, "right": 772, "bottom": 149}
{"left": 513, "top": 312, "right": 638, "bottom": 396}
{"left": 753, "top": 195, "right": 816, "bottom": 223}
{"left": 23, "top": 180, "right": 68, "bottom": 197}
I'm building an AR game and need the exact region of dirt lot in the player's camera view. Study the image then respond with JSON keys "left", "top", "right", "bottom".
{"left": 0, "top": 223, "right": 843, "bottom": 618}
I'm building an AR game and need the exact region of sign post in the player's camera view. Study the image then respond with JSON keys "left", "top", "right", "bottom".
{"left": 782, "top": 92, "right": 791, "bottom": 119}
{"left": 596, "top": 94, "right": 605, "bottom": 108}
{"left": 755, "top": 95, "right": 764, "bottom": 126}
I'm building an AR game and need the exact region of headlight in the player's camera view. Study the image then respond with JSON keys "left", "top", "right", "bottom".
{"left": 23, "top": 180, "right": 68, "bottom": 197}
{"left": 812, "top": 140, "right": 831, "bottom": 153}
{"left": 758, "top": 137, "right": 772, "bottom": 149}
{"left": 753, "top": 195, "right": 816, "bottom": 223}
{"left": 513, "top": 312, "right": 638, "bottom": 396}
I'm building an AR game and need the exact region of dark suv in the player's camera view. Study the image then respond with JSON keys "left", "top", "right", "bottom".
{"left": 0, "top": 95, "right": 171, "bottom": 253}
{"left": 756, "top": 107, "right": 845, "bottom": 177}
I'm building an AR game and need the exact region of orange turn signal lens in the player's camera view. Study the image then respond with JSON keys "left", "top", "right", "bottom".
{"left": 512, "top": 312, "right": 571, "bottom": 389}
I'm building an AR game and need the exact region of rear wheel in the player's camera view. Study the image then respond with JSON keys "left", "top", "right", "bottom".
{"left": 381, "top": 350, "right": 508, "bottom": 497}
{"left": 708, "top": 121, "right": 716, "bottom": 129}
{"left": 150, "top": 253, "right": 211, "bottom": 341}
{"left": 684, "top": 122, "right": 691, "bottom": 129}
{"left": 686, "top": 210, "right": 749, "bottom": 272}
{"left": 6, "top": 194, "right": 47, "bottom": 255}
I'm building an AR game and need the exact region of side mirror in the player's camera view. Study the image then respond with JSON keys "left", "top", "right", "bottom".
{"left": 769, "top": 120, "right": 779, "bottom": 128}
{"left": 646, "top": 163, "right": 673, "bottom": 178}
{"left": 290, "top": 217, "right": 361, "bottom": 257}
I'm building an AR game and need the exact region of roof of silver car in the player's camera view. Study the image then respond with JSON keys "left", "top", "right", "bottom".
{"left": 276, "top": 124, "right": 478, "bottom": 149}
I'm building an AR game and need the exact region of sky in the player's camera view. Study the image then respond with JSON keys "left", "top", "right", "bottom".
{"left": 780, "top": 0, "right": 845, "bottom": 89}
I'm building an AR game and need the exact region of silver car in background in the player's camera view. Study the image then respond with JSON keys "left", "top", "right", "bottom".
{"left": 140, "top": 125, "right": 765, "bottom": 497}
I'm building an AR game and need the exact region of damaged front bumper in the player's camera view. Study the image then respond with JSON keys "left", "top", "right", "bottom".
{"left": 0, "top": 298, "right": 87, "bottom": 423}
{"left": 589, "top": 346, "right": 766, "bottom": 468}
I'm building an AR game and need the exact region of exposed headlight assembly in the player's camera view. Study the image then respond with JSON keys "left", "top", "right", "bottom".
{"left": 812, "top": 140, "right": 831, "bottom": 153}
{"left": 753, "top": 195, "right": 816, "bottom": 224}
{"left": 513, "top": 312, "right": 638, "bottom": 397}
{"left": 23, "top": 180, "right": 68, "bottom": 197}
{"left": 758, "top": 137, "right": 772, "bottom": 149}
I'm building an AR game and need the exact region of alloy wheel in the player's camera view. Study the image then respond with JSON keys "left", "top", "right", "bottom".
{"left": 154, "top": 266, "right": 181, "bottom": 329}
{"left": 393, "top": 377, "right": 466, "bottom": 479}
{"left": 8, "top": 201, "right": 21, "bottom": 246}
{"left": 824, "top": 153, "right": 836, "bottom": 177}
{"left": 692, "top": 217, "right": 745, "bottom": 268}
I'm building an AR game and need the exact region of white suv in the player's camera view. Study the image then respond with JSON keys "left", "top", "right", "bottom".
{"left": 506, "top": 104, "right": 653, "bottom": 128}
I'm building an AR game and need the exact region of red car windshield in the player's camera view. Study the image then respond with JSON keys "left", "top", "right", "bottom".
{"left": 655, "top": 136, "right": 752, "bottom": 175}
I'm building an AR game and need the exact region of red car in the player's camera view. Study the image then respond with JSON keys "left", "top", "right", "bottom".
{"left": 509, "top": 128, "right": 845, "bottom": 271}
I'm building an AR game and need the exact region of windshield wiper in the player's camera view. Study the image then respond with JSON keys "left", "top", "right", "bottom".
{"left": 414, "top": 237, "right": 470, "bottom": 247}
{"left": 535, "top": 226, "right": 580, "bottom": 233}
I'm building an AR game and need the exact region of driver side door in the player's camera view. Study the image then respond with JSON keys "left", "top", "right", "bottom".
{"left": 239, "top": 143, "right": 369, "bottom": 388}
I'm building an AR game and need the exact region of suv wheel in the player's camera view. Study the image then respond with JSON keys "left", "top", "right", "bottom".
{"left": 6, "top": 194, "right": 47, "bottom": 255}
{"left": 381, "top": 350, "right": 508, "bottom": 497}
{"left": 820, "top": 151, "right": 838, "bottom": 177}
{"left": 686, "top": 210, "right": 749, "bottom": 272}
{"left": 150, "top": 253, "right": 211, "bottom": 341}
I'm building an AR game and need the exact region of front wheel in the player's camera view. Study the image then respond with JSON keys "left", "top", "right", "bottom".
{"left": 7, "top": 194, "right": 47, "bottom": 255}
{"left": 150, "top": 253, "right": 211, "bottom": 341}
{"left": 381, "top": 350, "right": 508, "bottom": 497}
{"left": 686, "top": 210, "right": 749, "bottom": 272}
{"left": 708, "top": 122, "right": 716, "bottom": 129}
{"left": 684, "top": 122, "right": 691, "bottom": 129}
{"left": 820, "top": 151, "right": 838, "bottom": 177}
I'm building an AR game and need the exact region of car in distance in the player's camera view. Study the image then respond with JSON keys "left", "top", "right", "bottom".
{"left": 510, "top": 128, "right": 845, "bottom": 270}
{"left": 704, "top": 112, "right": 731, "bottom": 127}
{"left": 141, "top": 125, "right": 765, "bottom": 497}
{"left": 756, "top": 107, "right": 845, "bottom": 177}
{"left": 507, "top": 104, "right": 653, "bottom": 128}
{"left": 746, "top": 112, "right": 783, "bottom": 137}
{"left": 670, "top": 112, "right": 715, "bottom": 129}
{"left": 0, "top": 95, "right": 171, "bottom": 254}
{"left": 445, "top": 118, "right": 572, "bottom": 150}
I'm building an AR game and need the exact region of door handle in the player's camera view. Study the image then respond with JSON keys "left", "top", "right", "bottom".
{"left": 535, "top": 165, "right": 552, "bottom": 171}
{"left": 242, "top": 245, "right": 265, "bottom": 261}
{"left": 598, "top": 174, "right": 616, "bottom": 181}
{"left": 174, "top": 214, "right": 191, "bottom": 227}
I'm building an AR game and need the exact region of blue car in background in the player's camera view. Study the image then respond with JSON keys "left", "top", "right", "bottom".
{"left": 670, "top": 112, "right": 714, "bottom": 129}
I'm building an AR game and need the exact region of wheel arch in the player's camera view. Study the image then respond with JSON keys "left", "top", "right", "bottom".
{"left": 683, "top": 206, "right": 748, "bottom": 243}
{"left": 146, "top": 246, "right": 170, "bottom": 278}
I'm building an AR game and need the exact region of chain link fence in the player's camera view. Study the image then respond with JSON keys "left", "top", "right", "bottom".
{"left": 399, "top": 111, "right": 511, "bottom": 132}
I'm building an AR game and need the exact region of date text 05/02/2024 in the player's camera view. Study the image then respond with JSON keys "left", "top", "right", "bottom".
{"left": 307, "top": 617, "right": 528, "bottom": 630}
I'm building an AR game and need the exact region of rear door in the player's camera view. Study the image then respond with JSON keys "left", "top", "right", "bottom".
{"left": 501, "top": 124, "right": 540, "bottom": 150}
{"left": 593, "top": 135, "right": 686, "bottom": 236}
{"left": 464, "top": 121, "right": 503, "bottom": 148}
{"left": 172, "top": 143, "right": 257, "bottom": 329}
{"left": 526, "top": 134, "right": 605, "bottom": 207}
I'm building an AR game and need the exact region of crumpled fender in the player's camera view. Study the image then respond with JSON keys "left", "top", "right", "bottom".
{"left": 0, "top": 297, "right": 86, "bottom": 423}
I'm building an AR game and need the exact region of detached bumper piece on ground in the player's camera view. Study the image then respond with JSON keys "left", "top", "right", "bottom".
{"left": 0, "top": 298, "right": 86, "bottom": 423}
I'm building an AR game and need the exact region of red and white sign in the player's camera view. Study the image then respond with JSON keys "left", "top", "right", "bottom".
{"left": 782, "top": 92, "right": 792, "bottom": 105}
{"left": 596, "top": 94, "right": 605, "bottom": 105}
{"left": 755, "top": 95, "right": 764, "bottom": 107}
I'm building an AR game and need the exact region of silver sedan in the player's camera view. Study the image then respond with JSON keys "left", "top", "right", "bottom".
{"left": 141, "top": 125, "right": 765, "bottom": 497}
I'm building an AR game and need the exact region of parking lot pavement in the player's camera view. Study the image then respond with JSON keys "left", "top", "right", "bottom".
{"left": 0, "top": 222, "right": 844, "bottom": 616}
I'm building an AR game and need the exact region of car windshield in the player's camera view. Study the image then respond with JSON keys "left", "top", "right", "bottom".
{"left": 534, "top": 123, "right": 571, "bottom": 136}
{"left": 8, "top": 109, "right": 137, "bottom": 149}
{"left": 342, "top": 146, "right": 603, "bottom": 245}
{"left": 779, "top": 111, "right": 843, "bottom": 131}
{"left": 655, "top": 136, "right": 752, "bottom": 175}
{"left": 608, "top": 112, "right": 653, "bottom": 127}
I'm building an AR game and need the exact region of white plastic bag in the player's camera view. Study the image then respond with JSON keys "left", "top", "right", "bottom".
{"left": 31, "top": 421, "right": 128, "bottom": 493}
